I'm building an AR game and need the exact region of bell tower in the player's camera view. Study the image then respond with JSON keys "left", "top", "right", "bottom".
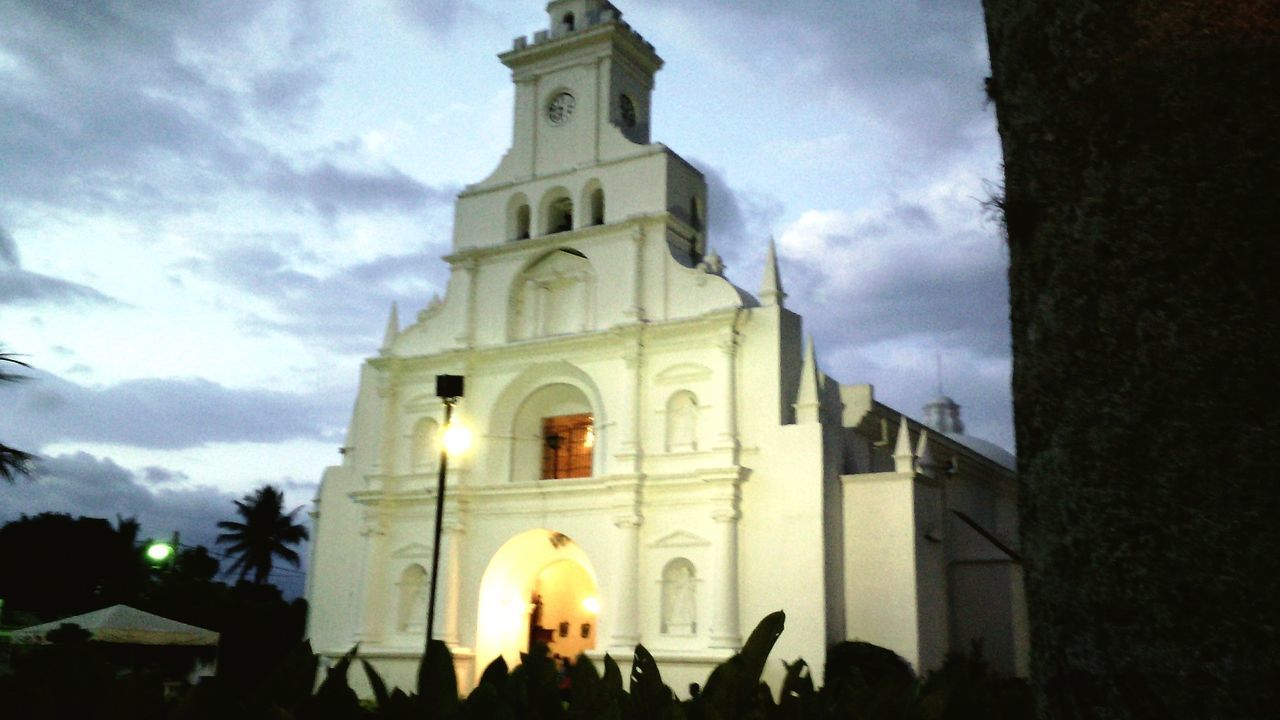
{"left": 496, "top": 0, "right": 662, "bottom": 179}
{"left": 450, "top": 0, "right": 705, "bottom": 267}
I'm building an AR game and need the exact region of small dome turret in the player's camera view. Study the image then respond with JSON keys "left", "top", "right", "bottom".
{"left": 923, "top": 395, "right": 964, "bottom": 434}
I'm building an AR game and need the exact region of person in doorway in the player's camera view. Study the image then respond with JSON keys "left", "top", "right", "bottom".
{"left": 557, "top": 656, "right": 573, "bottom": 701}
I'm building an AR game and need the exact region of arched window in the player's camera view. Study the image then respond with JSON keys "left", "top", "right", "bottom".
{"left": 516, "top": 204, "right": 531, "bottom": 239}
{"left": 562, "top": 12, "right": 575, "bottom": 33}
{"left": 548, "top": 198, "right": 573, "bottom": 233}
{"left": 397, "top": 564, "right": 428, "bottom": 631}
{"left": 411, "top": 418, "right": 439, "bottom": 471}
{"left": 665, "top": 391, "right": 698, "bottom": 452}
{"left": 661, "top": 558, "right": 697, "bottom": 634}
{"left": 510, "top": 383, "right": 595, "bottom": 483}
{"left": 541, "top": 188, "right": 574, "bottom": 234}
{"left": 508, "top": 193, "right": 531, "bottom": 240}
{"left": 589, "top": 188, "right": 605, "bottom": 225}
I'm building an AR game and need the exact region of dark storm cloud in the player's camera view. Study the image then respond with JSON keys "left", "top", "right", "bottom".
{"left": 781, "top": 200, "right": 1009, "bottom": 358}
{"left": 772, "top": 195, "right": 1014, "bottom": 449}
{"left": 262, "top": 160, "right": 453, "bottom": 220}
{"left": 656, "top": 0, "right": 991, "bottom": 161}
{"left": 1, "top": 451, "right": 235, "bottom": 551}
{"left": 0, "top": 367, "right": 348, "bottom": 451}
{"left": 393, "top": 0, "right": 495, "bottom": 39}
{"left": 181, "top": 243, "right": 447, "bottom": 354}
{"left": 691, "top": 159, "right": 783, "bottom": 277}
{"left": 251, "top": 62, "right": 332, "bottom": 120}
{"left": 0, "top": 0, "right": 446, "bottom": 219}
{"left": 0, "top": 224, "right": 121, "bottom": 306}
{"left": 1, "top": 451, "right": 313, "bottom": 594}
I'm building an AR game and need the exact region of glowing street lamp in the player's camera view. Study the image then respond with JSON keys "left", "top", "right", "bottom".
{"left": 145, "top": 532, "right": 180, "bottom": 572}
{"left": 442, "top": 420, "right": 472, "bottom": 455}
{"left": 426, "top": 374, "right": 464, "bottom": 653}
{"left": 145, "top": 542, "right": 174, "bottom": 564}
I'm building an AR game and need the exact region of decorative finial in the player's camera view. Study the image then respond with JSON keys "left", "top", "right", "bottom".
{"left": 794, "top": 336, "right": 821, "bottom": 423}
{"left": 893, "top": 415, "right": 914, "bottom": 473}
{"left": 698, "top": 247, "right": 725, "bottom": 275}
{"left": 379, "top": 301, "right": 399, "bottom": 355}
{"left": 915, "top": 427, "right": 937, "bottom": 478}
{"left": 759, "top": 237, "right": 786, "bottom": 307}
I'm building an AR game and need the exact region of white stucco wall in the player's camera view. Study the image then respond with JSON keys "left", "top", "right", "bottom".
{"left": 306, "top": 0, "right": 1024, "bottom": 698}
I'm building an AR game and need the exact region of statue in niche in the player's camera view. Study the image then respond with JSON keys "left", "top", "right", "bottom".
{"left": 398, "top": 565, "right": 428, "bottom": 630}
{"left": 661, "top": 558, "right": 697, "bottom": 634}
{"left": 666, "top": 392, "right": 698, "bottom": 452}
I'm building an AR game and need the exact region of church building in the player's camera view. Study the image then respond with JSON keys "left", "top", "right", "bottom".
{"left": 305, "top": 0, "right": 1025, "bottom": 694}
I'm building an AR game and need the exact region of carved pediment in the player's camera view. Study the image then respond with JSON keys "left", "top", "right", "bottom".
{"left": 649, "top": 530, "right": 710, "bottom": 548}
{"left": 391, "top": 542, "right": 433, "bottom": 558}
{"left": 656, "top": 363, "right": 712, "bottom": 386}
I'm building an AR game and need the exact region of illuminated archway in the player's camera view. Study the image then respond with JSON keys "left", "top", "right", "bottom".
{"left": 474, "top": 529, "right": 601, "bottom": 671}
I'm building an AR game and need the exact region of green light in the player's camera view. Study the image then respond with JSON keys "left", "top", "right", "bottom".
{"left": 146, "top": 542, "right": 174, "bottom": 563}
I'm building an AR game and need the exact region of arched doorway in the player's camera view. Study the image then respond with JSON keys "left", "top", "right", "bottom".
{"left": 475, "top": 529, "right": 601, "bottom": 671}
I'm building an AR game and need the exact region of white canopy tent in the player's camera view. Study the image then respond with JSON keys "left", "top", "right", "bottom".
{"left": 11, "top": 604, "right": 219, "bottom": 646}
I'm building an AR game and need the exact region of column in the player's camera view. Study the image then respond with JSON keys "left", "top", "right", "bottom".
{"left": 715, "top": 332, "right": 740, "bottom": 454}
{"left": 610, "top": 514, "right": 642, "bottom": 649}
{"left": 709, "top": 507, "right": 741, "bottom": 648}
{"left": 462, "top": 258, "right": 479, "bottom": 348}
{"left": 622, "top": 336, "right": 645, "bottom": 471}
{"left": 356, "top": 509, "right": 389, "bottom": 644}
{"left": 374, "top": 368, "right": 398, "bottom": 476}
{"left": 627, "top": 226, "right": 646, "bottom": 320}
{"left": 440, "top": 520, "right": 464, "bottom": 646}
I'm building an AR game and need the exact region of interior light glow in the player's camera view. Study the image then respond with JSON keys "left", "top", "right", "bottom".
{"left": 583, "top": 420, "right": 595, "bottom": 449}
{"left": 582, "top": 596, "right": 600, "bottom": 614}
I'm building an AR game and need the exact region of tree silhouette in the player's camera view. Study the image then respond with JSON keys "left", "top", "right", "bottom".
{"left": 1, "top": 347, "right": 36, "bottom": 482}
{"left": 983, "top": 1, "right": 1279, "bottom": 717}
{"left": 216, "top": 485, "right": 309, "bottom": 585}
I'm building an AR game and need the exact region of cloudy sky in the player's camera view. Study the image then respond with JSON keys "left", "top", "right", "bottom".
{"left": 0, "top": 0, "right": 1010, "bottom": 595}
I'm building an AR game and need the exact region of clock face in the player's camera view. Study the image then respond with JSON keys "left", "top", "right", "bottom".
{"left": 547, "top": 92, "right": 576, "bottom": 125}
{"left": 619, "top": 94, "right": 637, "bottom": 128}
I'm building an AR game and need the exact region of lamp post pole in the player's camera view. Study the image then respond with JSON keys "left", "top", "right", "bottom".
{"left": 426, "top": 375, "right": 464, "bottom": 653}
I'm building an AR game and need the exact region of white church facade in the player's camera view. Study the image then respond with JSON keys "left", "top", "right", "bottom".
{"left": 305, "top": 0, "right": 1026, "bottom": 694}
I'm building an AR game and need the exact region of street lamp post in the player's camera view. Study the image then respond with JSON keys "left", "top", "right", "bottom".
{"left": 426, "top": 374, "right": 464, "bottom": 653}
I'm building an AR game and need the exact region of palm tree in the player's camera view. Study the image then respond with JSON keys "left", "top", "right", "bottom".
{"left": 216, "top": 485, "right": 309, "bottom": 585}
{"left": 1, "top": 348, "right": 35, "bottom": 482}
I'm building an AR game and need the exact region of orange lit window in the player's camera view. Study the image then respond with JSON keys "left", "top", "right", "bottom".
{"left": 542, "top": 414, "right": 594, "bottom": 479}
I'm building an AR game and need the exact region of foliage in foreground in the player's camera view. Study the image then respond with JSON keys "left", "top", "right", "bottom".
{"left": 0, "top": 611, "right": 1031, "bottom": 719}
{"left": 0, "top": 347, "right": 36, "bottom": 482}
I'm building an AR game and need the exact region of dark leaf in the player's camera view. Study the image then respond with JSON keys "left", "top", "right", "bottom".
{"left": 700, "top": 611, "right": 785, "bottom": 719}
{"left": 478, "top": 654, "right": 509, "bottom": 690}
{"left": 460, "top": 681, "right": 513, "bottom": 720}
{"left": 417, "top": 639, "right": 459, "bottom": 719}
{"left": 628, "top": 644, "right": 679, "bottom": 720}
{"left": 361, "top": 657, "right": 391, "bottom": 711}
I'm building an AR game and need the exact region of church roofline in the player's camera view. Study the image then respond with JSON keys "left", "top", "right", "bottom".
{"left": 459, "top": 142, "right": 694, "bottom": 197}
{"left": 847, "top": 398, "right": 1016, "bottom": 484}
{"left": 442, "top": 209, "right": 696, "bottom": 265}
